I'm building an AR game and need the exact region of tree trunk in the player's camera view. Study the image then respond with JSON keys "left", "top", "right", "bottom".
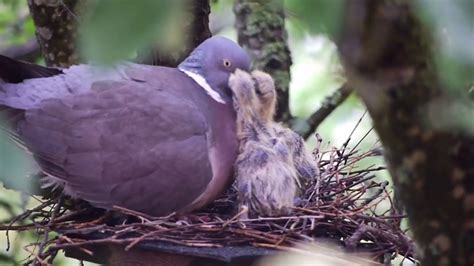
{"left": 137, "top": 0, "right": 212, "bottom": 67}
{"left": 234, "top": 0, "right": 292, "bottom": 123}
{"left": 27, "top": 0, "right": 82, "bottom": 67}
{"left": 338, "top": 0, "right": 474, "bottom": 264}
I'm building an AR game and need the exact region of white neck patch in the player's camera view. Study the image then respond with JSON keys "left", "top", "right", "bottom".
{"left": 179, "top": 69, "right": 226, "bottom": 104}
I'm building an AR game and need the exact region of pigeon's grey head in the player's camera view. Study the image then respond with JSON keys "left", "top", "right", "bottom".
{"left": 178, "top": 36, "right": 251, "bottom": 103}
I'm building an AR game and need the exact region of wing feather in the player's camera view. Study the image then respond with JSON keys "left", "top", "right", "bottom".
{"left": 19, "top": 75, "right": 213, "bottom": 216}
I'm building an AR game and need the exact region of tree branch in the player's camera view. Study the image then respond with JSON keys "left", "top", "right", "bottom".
{"left": 301, "top": 85, "right": 352, "bottom": 139}
{"left": 27, "top": 0, "right": 82, "bottom": 67}
{"left": 234, "top": 0, "right": 293, "bottom": 123}
{"left": 338, "top": 0, "right": 473, "bottom": 264}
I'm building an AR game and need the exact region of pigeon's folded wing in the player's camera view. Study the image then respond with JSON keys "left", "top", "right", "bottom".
{"left": 18, "top": 76, "right": 213, "bottom": 216}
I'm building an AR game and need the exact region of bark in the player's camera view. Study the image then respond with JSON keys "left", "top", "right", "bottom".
{"left": 338, "top": 0, "right": 473, "bottom": 265}
{"left": 234, "top": 0, "right": 292, "bottom": 123}
{"left": 27, "top": 0, "right": 82, "bottom": 67}
{"left": 137, "top": 0, "right": 212, "bottom": 67}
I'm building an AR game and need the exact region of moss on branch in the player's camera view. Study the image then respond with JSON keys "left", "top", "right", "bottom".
{"left": 234, "top": 0, "right": 292, "bottom": 122}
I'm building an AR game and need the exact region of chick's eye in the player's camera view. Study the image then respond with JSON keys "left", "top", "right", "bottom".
{"left": 223, "top": 59, "right": 232, "bottom": 68}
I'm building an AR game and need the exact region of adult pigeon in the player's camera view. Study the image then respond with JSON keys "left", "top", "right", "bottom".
{"left": 0, "top": 36, "right": 251, "bottom": 216}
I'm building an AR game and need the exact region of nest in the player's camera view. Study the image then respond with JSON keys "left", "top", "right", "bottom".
{"left": 0, "top": 117, "right": 416, "bottom": 265}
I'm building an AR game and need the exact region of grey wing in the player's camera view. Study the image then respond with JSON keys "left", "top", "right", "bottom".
{"left": 0, "top": 63, "right": 130, "bottom": 110}
{"left": 19, "top": 80, "right": 212, "bottom": 216}
{"left": 292, "top": 134, "right": 319, "bottom": 180}
{"left": 277, "top": 126, "right": 319, "bottom": 180}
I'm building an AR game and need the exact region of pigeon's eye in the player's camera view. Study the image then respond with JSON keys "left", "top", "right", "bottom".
{"left": 223, "top": 59, "right": 232, "bottom": 68}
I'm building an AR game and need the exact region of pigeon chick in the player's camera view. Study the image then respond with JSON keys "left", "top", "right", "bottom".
{"left": 229, "top": 69, "right": 318, "bottom": 218}
{"left": 251, "top": 70, "right": 319, "bottom": 182}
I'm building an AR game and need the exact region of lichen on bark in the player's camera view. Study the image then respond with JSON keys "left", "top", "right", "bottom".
{"left": 339, "top": 0, "right": 474, "bottom": 264}
{"left": 27, "top": 0, "right": 82, "bottom": 67}
{"left": 234, "top": 0, "right": 292, "bottom": 123}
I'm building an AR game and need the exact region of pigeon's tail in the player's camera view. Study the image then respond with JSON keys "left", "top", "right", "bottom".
{"left": 0, "top": 55, "right": 62, "bottom": 84}
{"left": 0, "top": 55, "right": 61, "bottom": 129}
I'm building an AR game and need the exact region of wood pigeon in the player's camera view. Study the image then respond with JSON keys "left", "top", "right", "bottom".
{"left": 0, "top": 36, "right": 251, "bottom": 216}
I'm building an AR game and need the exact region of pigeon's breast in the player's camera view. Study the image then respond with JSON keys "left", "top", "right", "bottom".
{"left": 175, "top": 72, "right": 238, "bottom": 212}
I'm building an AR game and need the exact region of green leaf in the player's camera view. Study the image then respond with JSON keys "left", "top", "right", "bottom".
{"left": 80, "top": 0, "right": 184, "bottom": 65}
{"left": 0, "top": 128, "right": 38, "bottom": 194}
{"left": 416, "top": 0, "right": 474, "bottom": 92}
{"left": 285, "top": 0, "right": 343, "bottom": 39}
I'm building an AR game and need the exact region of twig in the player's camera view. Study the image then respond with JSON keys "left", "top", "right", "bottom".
{"left": 302, "top": 85, "right": 353, "bottom": 139}
{"left": 4, "top": 199, "right": 53, "bottom": 251}
{"left": 34, "top": 196, "right": 63, "bottom": 265}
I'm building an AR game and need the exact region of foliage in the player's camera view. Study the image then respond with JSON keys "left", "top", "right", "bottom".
{"left": 414, "top": 0, "right": 474, "bottom": 137}
{"left": 416, "top": 0, "right": 474, "bottom": 92}
{"left": 0, "top": 129, "right": 37, "bottom": 194}
{"left": 284, "top": 0, "right": 343, "bottom": 39}
{"left": 0, "top": 1, "right": 35, "bottom": 48}
{"left": 80, "top": 0, "right": 185, "bottom": 64}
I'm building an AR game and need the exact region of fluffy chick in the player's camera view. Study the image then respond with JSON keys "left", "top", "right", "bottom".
{"left": 251, "top": 70, "right": 318, "bottom": 181}
{"left": 229, "top": 69, "right": 318, "bottom": 218}
{"left": 229, "top": 69, "right": 295, "bottom": 218}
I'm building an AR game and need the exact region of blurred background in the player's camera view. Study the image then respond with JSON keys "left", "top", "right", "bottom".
{"left": 0, "top": 0, "right": 472, "bottom": 264}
